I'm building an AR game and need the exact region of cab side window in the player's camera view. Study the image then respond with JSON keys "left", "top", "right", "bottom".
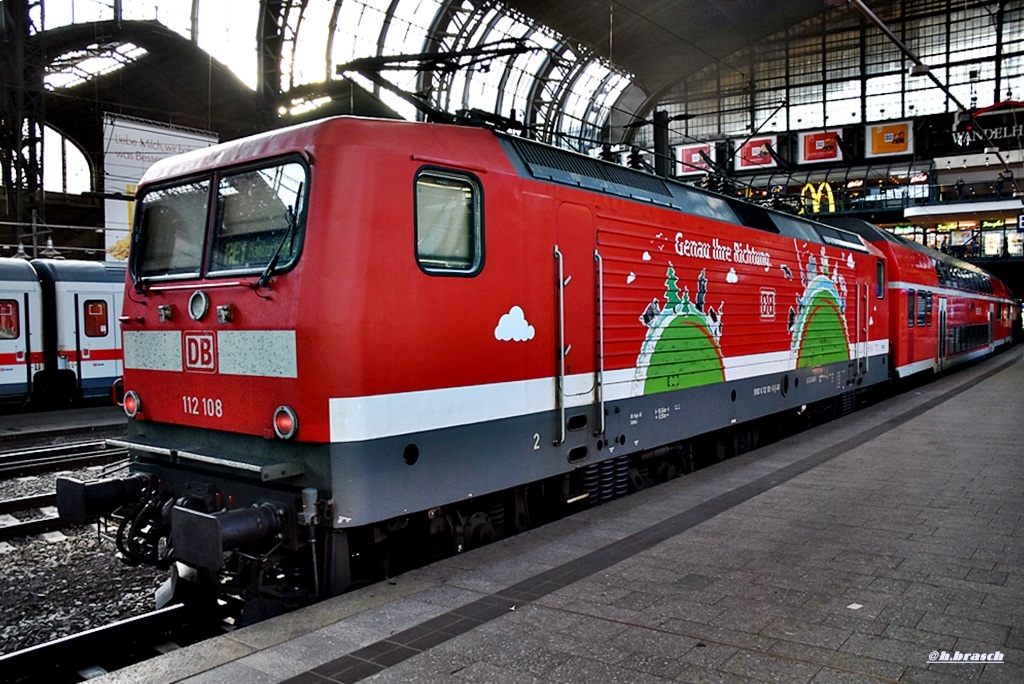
{"left": 415, "top": 170, "right": 483, "bottom": 275}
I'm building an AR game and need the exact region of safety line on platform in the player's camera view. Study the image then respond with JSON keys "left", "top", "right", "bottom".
{"left": 285, "top": 349, "right": 1021, "bottom": 684}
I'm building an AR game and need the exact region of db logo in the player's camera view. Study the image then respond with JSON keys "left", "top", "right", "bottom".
{"left": 759, "top": 288, "right": 776, "bottom": 320}
{"left": 183, "top": 332, "right": 217, "bottom": 373}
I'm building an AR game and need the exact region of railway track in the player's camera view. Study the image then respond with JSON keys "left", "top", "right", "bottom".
{"left": 0, "top": 441, "right": 129, "bottom": 479}
{"left": 0, "top": 442, "right": 129, "bottom": 541}
{"left": 0, "top": 604, "right": 229, "bottom": 684}
{"left": 0, "top": 492, "right": 64, "bottom": 542}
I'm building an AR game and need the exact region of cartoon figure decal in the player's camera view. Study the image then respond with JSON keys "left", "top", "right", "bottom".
{"left": 789, "top": 242, "right": 851, "bottom": 367}
{"left": 632, "top": 265, "right": 726, "bottom": 395}
{"left": 625, "top": 231, "right": 856, "bottom": 398}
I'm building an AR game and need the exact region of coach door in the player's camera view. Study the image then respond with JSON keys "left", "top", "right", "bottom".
{"left": 554, "top": 202, "right": 600, "bottom": 447}
{"left": 937, "top": 297, "right": 948, "bottom": 370}
{"left": 0, "top": 288, "right": 34, "bottom": 399}
{"left": 989, "top": 303, "right": 995, "bottom": 350}
{"left": 853, "top": 280, "right": 868, "bottom": 376}
{"left": 74, "top": 292, "right": 121, "bottom": 397}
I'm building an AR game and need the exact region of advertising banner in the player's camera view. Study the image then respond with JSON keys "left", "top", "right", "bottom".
{"left": 797, "top": 131, "right": 842, "bottom": 164}
{"left": 103, "top": 114, "right": 217, "bottom": 261}
{"left": 675, "top": 143, "right": 714, "bottom": 176}
{"left": 734, "top": 136, "right": 778, "bottom": 171}
{"left": 865, "top": 121, "right": 913, "bottom": 158}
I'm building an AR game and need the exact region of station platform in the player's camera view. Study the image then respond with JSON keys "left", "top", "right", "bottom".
{"left": 0, "top": 405, "right": 125, "bottom": 445}
{"left": 97, "top": 348, "right": 1024, "bottom": 684}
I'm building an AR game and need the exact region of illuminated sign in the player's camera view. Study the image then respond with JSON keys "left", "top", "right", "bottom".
{"left": 734, "top": 136, "right": 778, "bottom": 170}
{"left": 865, "top": 121, "right": 913, "bottom": 158}
{"left": 675, "top": 143, "right": 713, "bottom": 176}
{"left": 800, "top": 182, "right": 836, "bottom": 215}
{"left": 797, "top": 131, "right": 842, "bottom": 164}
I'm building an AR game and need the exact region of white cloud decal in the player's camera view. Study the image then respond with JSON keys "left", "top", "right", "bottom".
{"left": 726, "top": 268, "right": 739, "bottom": 283}
{"left": 847, "top": 254, "right": 855, "bottom": 269}
{"left": 642, "top": 251, "right": 652, "bottom": 261}
{"left": 627, "top": 272, "right": 637, "bottom": 284}
{"left": 495, "top": 306, "right": 535, "bottom": 342}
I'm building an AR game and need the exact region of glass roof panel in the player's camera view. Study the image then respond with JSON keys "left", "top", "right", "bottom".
{"left": 122, "top": 0, "right": 194, "bottom": 39}
{"left": 383, "top": 0, "right": 441, "bottom": 55}
{"left": 197, "top": 0, "right": 260, "bottom": 90}
{"left": 285, "top": 1, "right": 334, "bottom": 86}
{"left": 38, "top": 0, "right": 111, "bottom": 31}
{"left": 391, "top": 0, "right": 443, "bottom": 32}
{"left": 44, "top": 42, "right": 149, "bottom": 90}
{"left": 331, "top": 0, "right": 391, "bottom": 65}
{"left": 38, "top": 0, "right": 636, "bottom": 149}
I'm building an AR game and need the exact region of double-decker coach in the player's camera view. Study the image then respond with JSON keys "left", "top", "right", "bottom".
{"left": 824, "top": 217, "right": 1016, "bottom": 378}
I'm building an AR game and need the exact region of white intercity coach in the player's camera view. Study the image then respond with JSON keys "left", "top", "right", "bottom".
{"left": 0, "top": 257, "right": 125, "bottom": 405}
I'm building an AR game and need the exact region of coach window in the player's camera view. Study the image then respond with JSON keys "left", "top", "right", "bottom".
{"left": 907, "top": 290, "right": 916, "bottom": 327}
{"left": 415, "top": 170, "right": 482, "bottom": 274}
{"left": 875, "top": 260, "right": 885, "bottom": 299}
{"left": 83, "top": 300, "right": 109, "bottom": 337}
{"left": 917, "top": 290, "right": 928, "bottom": 326}
{"left": 0, "top": 300, "right": 19, "bottom": 339}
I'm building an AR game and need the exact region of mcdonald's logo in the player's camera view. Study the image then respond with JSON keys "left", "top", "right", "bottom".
{"left": 800, "top": 182, "right": 835, "bottom": 215}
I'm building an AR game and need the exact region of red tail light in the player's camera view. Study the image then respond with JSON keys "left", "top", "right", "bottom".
{"left": 273, "top": 406, "right": 298, "bottom": 439}
{"left": 124, "top": 390, "right": 141, "bottom": 418}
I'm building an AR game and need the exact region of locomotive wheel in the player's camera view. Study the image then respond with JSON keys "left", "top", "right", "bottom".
{"left": 679, "top": 443, "right": 696, "bottom": 475}
{"left": 654, "top": 461, "right": 678, "bottom": 483}
{"left": 464, "top": 512, "right": 495, "bottom": 548}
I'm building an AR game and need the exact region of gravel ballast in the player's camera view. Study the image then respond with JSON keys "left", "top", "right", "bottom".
{"left": 1, "top": 468, "right": 163, "bottom": 655}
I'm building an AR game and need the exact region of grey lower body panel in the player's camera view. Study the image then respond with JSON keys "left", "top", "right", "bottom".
{"left": 326, "top": 355, "right": 889, "bottom": 527}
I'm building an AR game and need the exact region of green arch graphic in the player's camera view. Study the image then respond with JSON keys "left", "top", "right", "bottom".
{"left": 644, "top": 314, "right": 726, "bottom": 393}
{"left": 796, "top": 292, "right": 850, "bottom": 368}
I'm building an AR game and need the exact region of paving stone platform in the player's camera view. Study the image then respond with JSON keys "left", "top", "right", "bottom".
{"left": 96, "top": 347, "right": 1024, "bottom": 684}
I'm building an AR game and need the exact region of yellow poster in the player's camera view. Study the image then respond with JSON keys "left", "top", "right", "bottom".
{"left": 866, "top": 122, "right": 912, "bottom": 157}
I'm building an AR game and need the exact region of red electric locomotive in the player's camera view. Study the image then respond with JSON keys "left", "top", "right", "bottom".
{"left": 54, "top": 116, "right": 1006, "bottom": 618}
{"left": 824, "top": 217, "right": 1016, "bottom": 377}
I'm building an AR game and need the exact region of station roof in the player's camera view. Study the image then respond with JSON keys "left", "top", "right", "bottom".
{"left": 502, "top": 0, "right": 834, "bottom": 102}
{"left": 32, "top": 0, "right": 840, "bottom": 151}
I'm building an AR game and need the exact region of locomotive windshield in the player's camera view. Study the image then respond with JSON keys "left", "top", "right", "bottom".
{"left": 133, "top": 160, "right": 307, "bottom": 281}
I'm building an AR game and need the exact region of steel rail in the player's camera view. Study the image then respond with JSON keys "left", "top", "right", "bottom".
{"left": 0, "top": 493, "right": 56, "bottom": 515}
{"left": 0, "top": 604, "right": 227, "bottom": 684}
{"left": 0, "top": 515, "right": 66, "bottom": 543}
{"left": 0, "top": 445, "right": 128, "bottom": 478}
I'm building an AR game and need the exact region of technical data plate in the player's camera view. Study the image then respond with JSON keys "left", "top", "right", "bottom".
{"left": 108, "top": 438, "right": 304, "bottom": 482}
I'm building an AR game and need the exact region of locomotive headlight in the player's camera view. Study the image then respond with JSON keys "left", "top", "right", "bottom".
{"left": 124, "top": 390, "right": 141, "bottom": 418}
{"left": 273, "top": 405, "right": 298, "bottom": 439}
{"left": 188, "top": 290, "right": 210, "bottom": 321}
